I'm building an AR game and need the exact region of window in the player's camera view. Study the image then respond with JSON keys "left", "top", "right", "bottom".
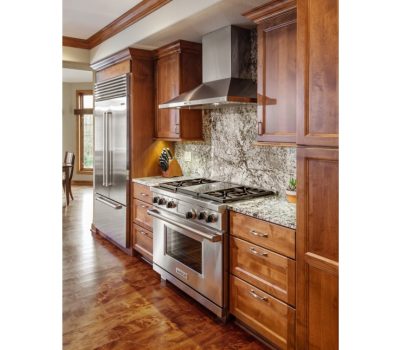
{"left": 75, "top": 90, "right": 94, "bottom": 174}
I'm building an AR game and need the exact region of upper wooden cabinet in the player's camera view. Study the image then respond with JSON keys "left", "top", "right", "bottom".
{"left": 244, "top": 0, "right": 297, "bottom": 144}
{"left": 154, "top": 40, "right": 203, "bottom": 141}
{"left": 296, "top": 0, "right": 338, "bottom": 147}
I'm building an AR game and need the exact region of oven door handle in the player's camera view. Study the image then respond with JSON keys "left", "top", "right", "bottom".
{"left": 147, "top": 208, "right": 222, "bottom": 242}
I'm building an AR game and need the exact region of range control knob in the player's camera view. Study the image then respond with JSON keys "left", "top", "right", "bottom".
{"left": 198, "top": 211, "right": 207, "bottom": 220}
{"left": 206, "top": 214, "right": 217, "bottom": 223}
{"left": 153, "top": 196, "right": 160, "bottom": 204}
{"left": 157, "top": 197, "right": 166, "bottom": 205}
{"left": 185, "top": 210, "right": 196, "bottom": 219}
{"left": 166, "top": 201, "right": 176, "bottom": 208}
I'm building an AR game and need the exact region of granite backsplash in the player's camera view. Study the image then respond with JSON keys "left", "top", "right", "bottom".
{"left": 174, "top": 28, "right": 296, "bottom": 198}
{"left": 174, "top": 107, "right": 296, "bottom": 198}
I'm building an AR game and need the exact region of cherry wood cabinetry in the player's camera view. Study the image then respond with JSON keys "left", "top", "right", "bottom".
{"left": 295, "top": 1, "right": 339, "bottom": 348}
{"left": 296, "top": 0, "right": 338, "bottom": 147}
{"left": 230, "top": 236, "right": 296, "bottom": 306}
{"left": 230, "top": 211, "right": 295, "bottom": 259}
{"left": 230, "top": 276, "right": 295, "bottom": 350}
{"left": 155, "top": 40, "right": 203, "bottom": 140}
{"left": 244, "top": 0, "right": 297, "bottom": 144}
{"left": 229, "top": 211, "right": 296, "bottom": 349}
{"left": 296, "top": 147, "right": 338, "bottom": 350}
{"left": 132, "top": 183, "right": 154, "bottom": 262}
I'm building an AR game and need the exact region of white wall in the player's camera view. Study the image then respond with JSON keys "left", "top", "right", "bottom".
{"left": 62, "top": 82, "right": 94, "bottom": 182}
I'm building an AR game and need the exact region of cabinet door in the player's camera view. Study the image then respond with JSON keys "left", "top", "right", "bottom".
{"left": 156, "top": 54, "right": 180, "bottom": 139}
{"left": 296, "top": 147, "right": 338, "bottom": 349}
{"left": 257, "top": 10, "right": 297, "bottom": 144}
{"left": 297, "top": 0, "right": 338, "bottom": 147}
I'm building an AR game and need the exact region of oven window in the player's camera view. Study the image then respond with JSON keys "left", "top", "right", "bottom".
{"left": 166, "top": 227, "right": 202, "bottom": 274}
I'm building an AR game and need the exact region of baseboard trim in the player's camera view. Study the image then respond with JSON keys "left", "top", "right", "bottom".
{"left": 71, "top": 180, "right": 93, "bottom": 186}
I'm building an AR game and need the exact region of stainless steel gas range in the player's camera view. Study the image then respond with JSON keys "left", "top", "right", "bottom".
{"left": 147, "top": 178, "right": 274, "bottom": 319}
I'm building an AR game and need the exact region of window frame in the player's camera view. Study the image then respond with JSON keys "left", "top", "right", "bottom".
{"left": 75, "top": 90, "right": 94, "bottom": 174}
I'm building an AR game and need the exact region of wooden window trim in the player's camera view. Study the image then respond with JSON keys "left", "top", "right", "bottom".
{"left": 76, "top": 90, "right": 94, "bottom": 174}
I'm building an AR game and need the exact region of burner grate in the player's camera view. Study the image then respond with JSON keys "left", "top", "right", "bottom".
{"left": 199, "top": 186, "right": 274, "bottom": 203}
{"left": 160, "top": 178, "right": 217, "bottom": 191}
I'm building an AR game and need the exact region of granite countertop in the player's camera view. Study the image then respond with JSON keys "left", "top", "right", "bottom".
{"left": 227, "top": 196, "right": 296, "bottom": 229}
{"left": 132, "top": 175, "right": 196, "bottom": 187}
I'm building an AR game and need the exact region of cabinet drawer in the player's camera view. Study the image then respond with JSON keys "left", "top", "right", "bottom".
{"left": 230, "top": 211, "right": 295, "bottom": 258}
{"left": 133, "top": 183, "right": 153, "bottom": 205}
{"left": 133, "top": 199, "right": 153, "bottom": 230}
{"left": 133, "top": 224, "right": 153, "bottom": 261}
{"left": 230, "top": 276, "right": 295, "bottom": 350}
{"left": 230, "top": 236, "right": 295, "bottom": 306}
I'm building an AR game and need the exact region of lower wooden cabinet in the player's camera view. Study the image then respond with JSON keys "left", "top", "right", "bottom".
{"left": 230, "top": 236, "right": 296, "bottom": 306}
{"left": 230, "top": 276, "right": 295, "bottom": 350}
{"left": 132, "top": 183, "right": 154, "bottom": 262}
{"left": 230, "top": 211, "right": 295, "bottom": 259}
{"left": 133, "top": 198, "right": 153, "bottom": 231}
{"left": 132, "top": 224, "right": 153, "bottom": 262}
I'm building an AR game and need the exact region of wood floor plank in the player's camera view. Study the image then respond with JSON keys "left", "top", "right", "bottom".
{"left": 63, "top": 186, "right": 269, "bottom": 349}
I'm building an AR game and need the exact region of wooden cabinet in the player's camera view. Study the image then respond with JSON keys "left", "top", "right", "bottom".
{"left": 244, "top": 0, "right": 297, "bottom": 144}
{"left": 229, "top": 211, "right": 296, "bottom": 348}
{"left": 230, "top": 236, "right": 296, "bottom": 305}
{"left": 230, "top": 276, "right": 295, "bottom": 350}
{"left": 155, "top": 40, "right": 203, "bottom": 140}
{"left": 296, "top": 0, "right": 338, "bottom": 147}
{"left": 230, "top": 211, "right": 295, "bottom": 258}
{"left": 296, "top": 147, "right": 338, "bottom": 349}
{"left": 132, "top": 183, "right": 154, "bottom": 262}
{"left": 132, "top": 224, "right": 153, "bottom": 262}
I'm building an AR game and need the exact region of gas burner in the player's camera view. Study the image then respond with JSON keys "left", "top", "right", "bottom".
{"left": 199, "top": 186, "right": 274, "bottom": 203}
{"left": 160, "top": 178, "right": 217, "bottom": 191}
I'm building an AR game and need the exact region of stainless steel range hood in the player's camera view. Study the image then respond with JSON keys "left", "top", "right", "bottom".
{"left": 159, "top": 26, "right": 256, "bottom": 110}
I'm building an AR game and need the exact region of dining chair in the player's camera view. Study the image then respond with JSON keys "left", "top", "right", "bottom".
{"left": 63, "top": 151, "right": 75, "bottom": 202}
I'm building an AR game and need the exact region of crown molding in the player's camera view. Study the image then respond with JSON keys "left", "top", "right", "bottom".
{"left": 242, "top": 0, "right": 296, "bottom": 24}
{"left": 62, "top": 36, "right": 90, "bottom": 49}
{"left": 63, "top": 0, "right": 172, "bottom": 50}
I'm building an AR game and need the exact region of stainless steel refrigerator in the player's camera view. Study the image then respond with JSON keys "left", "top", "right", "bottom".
{"left": 93, "top": 74, "right": 129, "bottom": 248}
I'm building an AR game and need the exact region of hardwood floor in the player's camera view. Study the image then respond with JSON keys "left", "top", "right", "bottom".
{"left": 63, "top": 186, "right": 268, "bottom": 350}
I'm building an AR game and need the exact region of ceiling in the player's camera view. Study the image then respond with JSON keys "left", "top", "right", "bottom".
{"left": 63, "top": 0, "right": 268, "bottom": 63}
{"left": 63, "top": 68, "right": 93, "bottom": 83}
{"left": 63, "top": 0, "right": 142, "bottom": 39}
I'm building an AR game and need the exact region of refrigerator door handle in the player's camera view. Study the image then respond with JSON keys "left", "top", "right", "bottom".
{"left": 107, "top": 111, "right": 113, "bottom": 187}
{"left": 102, "top": 112, "right": 107, "bottom": 187}
{"left": 95, "top": 195, "right": 122, "bottom": 209}
{"left": 104, "top": 111, "right": 110, "bottom": 187}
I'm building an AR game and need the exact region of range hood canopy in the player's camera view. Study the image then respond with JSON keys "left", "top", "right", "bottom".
{"left": 159, "top": 25, "right": 256, "bottom": 110}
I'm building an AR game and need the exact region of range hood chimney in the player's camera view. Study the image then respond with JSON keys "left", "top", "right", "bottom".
{"left": 159, "top": 25, "right": 256, "bottom": 110}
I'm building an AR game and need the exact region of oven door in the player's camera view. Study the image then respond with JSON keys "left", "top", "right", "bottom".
{"left": 149, "top": 208, "right": 223, "bottom": 307}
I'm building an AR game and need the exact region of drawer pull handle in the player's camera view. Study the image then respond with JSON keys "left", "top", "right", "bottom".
{"left": 249, "top": 247, "right": 268, "bottom": 257}
{"left": 250, "top": 230, "right": 268, "bottom": 238}
{"left": 140, "top": 193, "right": 148, "bottom": 197}
{"left": 140, "top": 204, "right": 148, "bottom": 209}
{"left": 139, "top": 230, "right": 147, "bottom": 236}
{"left": 249, "top": 289, "right": 268, "bottom": 302}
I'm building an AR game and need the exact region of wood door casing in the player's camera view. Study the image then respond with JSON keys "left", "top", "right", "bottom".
{"left": 296, "top": 147, "right": 339, "bottom": 349}
{"left": 297, "top": 0, "right": 338, "bottom": 147}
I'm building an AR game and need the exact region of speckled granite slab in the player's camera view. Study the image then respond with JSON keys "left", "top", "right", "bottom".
{"left": 132, "top": 176, "right": 196, "bottom": 187}
{"left": 228, "top": 196, "right": 296, "bottom": 229}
